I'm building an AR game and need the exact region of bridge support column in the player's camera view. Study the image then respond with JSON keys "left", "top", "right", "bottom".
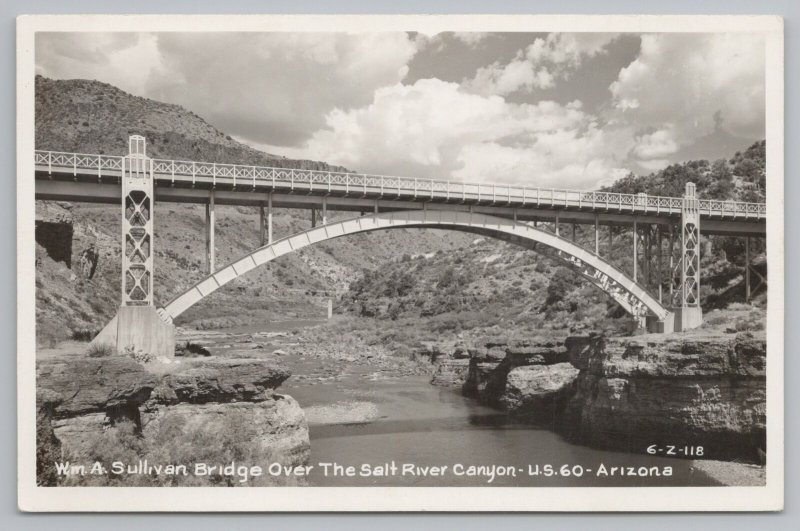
{"left": 594, "top": 214, "right": 599, "bottom": 255}
{"left": 669, "top": 225, "right": 675, "bottom": 298}
{"left": 268, "top": 193, "right": 273, "bottom": 244}
{"left": 259, "top": 203, "right": 266, "bottom": 246}
{"left": 672, "top": 182, "right": 702, "bottom": 331}
{"left": 657, "top": 226, "right": 663, "bottom": 303}
{"left": 311, "top": 208, "right": 316, "bottom": 228}
{"left": 322, "top": 197, "right": 327, "bottom": 225}
{"left": 555, "top": 210, "right": 560, "bottom": 236}
{"left": 633, "top": 219, "right": 638, "bottom": 282}
{"left": 206, "top": 191, "right": 215, "bottom": 273}
{"left": 91, "top": 135, "right": 175, "bottom": 358}
{"left": 644, "top": 226, "right": 651, "bottom": 288}
{"left": 745, "top": 236, "right": 751, "bottom": 301}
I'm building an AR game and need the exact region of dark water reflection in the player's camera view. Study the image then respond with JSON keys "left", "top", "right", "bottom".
{"left": 279, "top": 355, "right": 718, "bottom": 487}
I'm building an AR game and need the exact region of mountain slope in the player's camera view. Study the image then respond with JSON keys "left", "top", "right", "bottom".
{"left": 35, "top": 75, "right": 348, "bottom": 171}
{"left": 34, "top": 76, "right": 474, "bottom": 345}
{"left": 342, "top": 140, "right": 768, "bottom": 341}
{"left": 33, "top": 76, "right": 767, "bottom": 347}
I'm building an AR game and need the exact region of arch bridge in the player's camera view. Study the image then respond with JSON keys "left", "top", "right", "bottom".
{"left": 32, "top": 137, "right": 768, "bottom": 356}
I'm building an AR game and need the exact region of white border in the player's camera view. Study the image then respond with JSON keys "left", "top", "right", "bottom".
{"left": 17, "top": 14, "right": 784, "bottom": 512}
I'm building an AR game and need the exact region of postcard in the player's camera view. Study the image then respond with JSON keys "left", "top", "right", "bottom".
{"left": 17, "top": 14, "right": 784, "bottom": 511}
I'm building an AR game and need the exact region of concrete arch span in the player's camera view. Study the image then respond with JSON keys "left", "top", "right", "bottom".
{"left": 160, "top": 210, "right": 674, "bottom": 330}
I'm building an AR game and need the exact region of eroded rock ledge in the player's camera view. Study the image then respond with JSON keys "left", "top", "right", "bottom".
{"left": 563, "top": 333, "right": 766, "bottom": 461}
{"left": 36, "top": 355, "right": 309, "bottom": 486}
{"left": 431, "top": 332, "right": 766, "bottom": 462}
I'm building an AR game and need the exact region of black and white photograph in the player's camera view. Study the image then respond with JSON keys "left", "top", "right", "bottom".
{"left": 16, "top": 14, "right": 784, "bottom": 512}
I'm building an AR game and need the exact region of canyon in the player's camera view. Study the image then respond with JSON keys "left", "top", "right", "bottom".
{"left": 425, "top": 331, "right": 766, "bottom": 464}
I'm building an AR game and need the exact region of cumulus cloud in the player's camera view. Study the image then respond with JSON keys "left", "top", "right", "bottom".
{"left": 452, "top": 32, "right": 490, "bottom": 47}
{"left": 631, "top": 127, "right": 679, "bottom": 160}
{"left": 466, "top": 33, "right": 619, "bottom": 96}
{"left": 35, "top": 31, "right": 766, "bottom": 190}
{"left": 610, "top": 33, "right": 765, "bottom": 144}
{"left": 36, "top": 33, "right": 162, "bottom": 96}
{"left": 295, "top": 78, "right": 631, "bottom": 189}
{"left": 36, "top": 32, "right": 419, "bottom": 148}
{"left": 148, "top": 33, "right": 419, "bottom": 147}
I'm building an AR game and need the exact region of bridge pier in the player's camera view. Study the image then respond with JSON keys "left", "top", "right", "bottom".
{"left": 206, "top": 191, "right": 215, "bottom": 273}
{"left": 633, "top": 219, "right": 638, "bottom": 282}
{"left": 657, "top": 226, "right": 663, "bottom": 303}
{"left": 669, "top": 225, "right": 675, "bottom": 298}
{"left": 672, "top": 182, "right": 702, "bottom": 331}
{"left": 91, "top": 136, "right": 175, "bottom": 357}
{"left": 259, "top": 194, "right": 274, "bottom": 246}
{"left": 259, "top": 203, "right": 266, "bottom": 246}
{"left": 745, "top": 236, "right": 751, "bottom": 301}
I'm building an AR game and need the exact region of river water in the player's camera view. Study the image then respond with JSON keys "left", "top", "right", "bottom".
{"left": 278, "top": 353, "right": 717, "bottom": 487}
{"left": 197, "top": 322, "right": 718, "bottom": 487}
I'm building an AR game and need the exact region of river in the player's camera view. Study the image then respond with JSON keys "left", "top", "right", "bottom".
{"left": 192, "top": 322, "right": 719, "bottom": 487}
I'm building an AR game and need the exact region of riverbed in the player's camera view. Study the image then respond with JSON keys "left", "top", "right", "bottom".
{"left": 181, "top": 321, "right": 722, "bottom": 487}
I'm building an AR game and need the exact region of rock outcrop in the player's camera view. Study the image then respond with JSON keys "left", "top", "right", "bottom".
{"left": 499, "top": 363, "right": 580, "bottom": 414}
{"left": 36, "top": 354, "right": 309, "bottom": 485}
{"left": 454, "top": 332, "right": 767, "bottom": 463}
{"left": 563, "top": 332, "right": 767, "bottom": 461}
{"left": 152, "top": 358, "right": 291, "bottom": 405}
{"left": 37, "top": 356, "right": 158, "bottom": 420}
{"left": 460, "top": 336, "right": 579, "bottom": 420}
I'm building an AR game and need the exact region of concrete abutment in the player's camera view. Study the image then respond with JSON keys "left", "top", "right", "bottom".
{"left": 91, "top": 306, "right": 175, "bottom": 358}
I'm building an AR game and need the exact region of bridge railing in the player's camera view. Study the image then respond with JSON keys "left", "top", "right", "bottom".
{"left": 34, "top": 150, "right": 767, "bottom": 219}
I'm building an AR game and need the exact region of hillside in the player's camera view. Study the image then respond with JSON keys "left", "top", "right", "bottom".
{"left": 340, "top": 141, "right": 768, "bottom": 344}
{"left": 35, "top": 75, "right": 350, "bottom": 172}
{"left": 33, "top": 76, "right": 767, "bottom": 347}
{"left": 34, "top": 76, "right": 474, "bottom": 345}
{"left": 601, "top": 142, "right": 765, "bottom": 202}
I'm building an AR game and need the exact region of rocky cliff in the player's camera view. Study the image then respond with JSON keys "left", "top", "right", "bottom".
{"left": 445, "top": 331, "right": 766, "bottom": 463}
{"left": 563, "top": 332, "right": 766, "bottom": 462}
{"left": 36, "top": 354, "right": 309, "bottom": 486}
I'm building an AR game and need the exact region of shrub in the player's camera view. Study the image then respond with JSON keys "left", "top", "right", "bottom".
{"left": 123, "top": 345, "right": 153, "bottom": 364}
{"left": 175, "top": 341, "right": 211, "bottom": 357}
{"left": 71, "top": 328, "right": 98, "bottom": 342}
{"left": 86, "top": 342, "right": 114, "bottom": 358}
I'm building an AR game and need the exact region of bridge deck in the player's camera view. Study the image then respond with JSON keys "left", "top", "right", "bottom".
{"left": 33, "top": 150, "right": 767, "bottom": 236}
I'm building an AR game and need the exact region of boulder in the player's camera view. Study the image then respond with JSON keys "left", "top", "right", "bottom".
{"left": 142, "top": 394, "right": 310, "bottom": 468}
{"left": 462, "top": 336, "right": 569, "bottom": 405}
{"left": 499, "top": 363, "right": 580, "bottom": 415}
{"left": 36, "top": 352, "right": 310, "bottom": 485}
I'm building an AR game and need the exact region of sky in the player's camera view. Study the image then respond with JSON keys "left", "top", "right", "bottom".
{"left": 35, "top": 31, "right": 766, "bottom": 190}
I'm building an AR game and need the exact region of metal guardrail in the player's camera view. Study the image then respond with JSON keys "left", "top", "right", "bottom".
{"left": 34, "top": 150, "right": 767, "bottom": 218}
